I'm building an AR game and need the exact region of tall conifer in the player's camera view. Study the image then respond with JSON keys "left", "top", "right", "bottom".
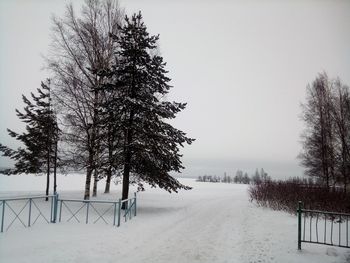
{"left": 0, "top": 81, "right": 59, "bottom": 198}
{"left": 102, "top": 12, "right": 194, "bottom": 203}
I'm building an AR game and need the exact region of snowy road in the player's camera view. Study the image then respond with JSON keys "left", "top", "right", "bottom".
{"left": 0, "top": 176, "right": 349, "bottom": 263}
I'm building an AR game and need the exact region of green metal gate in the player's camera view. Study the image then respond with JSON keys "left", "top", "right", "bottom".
{"left": 297, "top": 201, "right": 350, "bottom": 250}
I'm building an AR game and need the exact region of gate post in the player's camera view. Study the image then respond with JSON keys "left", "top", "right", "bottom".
{"left": 113, "top": 202, "right": 117, "bottom": 226}
{"left": 53, "top": 193, "right": 59, "bottom": 223}
{"left": 298, "top": 201, "right": 302, "bottom": 250}
{"left": 28, "top": 198, "right": 32, "bottom": 226}
{"left": 59, "top": 200, "right": 63, "bottom": 222}
{"left": 117, "top": 199, "right": 121, "bottom": 227}
{"left": 86, "top": 202, "right": 90, "bottom": 224}
{"left": 134, "top": 192, "right": 137, "bottom": 217}
{"left": 1, "top": 200, "right": 5, "bottom": 232}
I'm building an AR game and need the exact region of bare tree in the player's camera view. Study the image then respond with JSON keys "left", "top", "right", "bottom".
{"left": 299, "top": 73, "right": 336, "bottom": 188}
{"left": 46, "top": 0, "right": 124, "bottom": 199}
{"left": 330, "top": 79, "right": 350, "bottom": 191}
{"left": 299, "top": 73, "right": 350, "bottom": 190}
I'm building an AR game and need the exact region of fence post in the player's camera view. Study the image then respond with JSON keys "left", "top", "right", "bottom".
{"left": 59, "top": 200, "right": 63, "bottom": 222}
{"left": 113, "top": 202, "right": 117, "bottom": 226}
{"left": 50, "top": 196, "right": 54, "bottom": 222}
{"left": 124, "top": 201, "right": 127, "bottom": 222}
{"left": 86, "top": 202, "right": 90, "bottom": 224}
{"left": 298, "top": 201, "right": 302, "bottom": 250}
{"left": 117, "top": 199, "right": 121, "bottom": 227}
{"left": 129, "top": 199, "right": 132, "bottom": 220}
{"left": 1, "top": 200, "right": 5, "bottom": 232}
{"left": 53, "top": 193, "right": 58, "bottom": 223}
{"left": 134, "top": 192, "right": 137, "bottom": 217}
{"left": 28, "top": 198, "right": 32, "bottom": 227}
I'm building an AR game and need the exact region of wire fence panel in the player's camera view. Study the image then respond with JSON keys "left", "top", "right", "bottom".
{"left": 59, "top": 200, "right": 118, "bottom": 225}
{"left": 297, "top": 201, "right": 350, "bottom": 250}
{"left": 58, "top": 193, "right": 137, "bottom": 227}
{"left": 0, "top": 195, "right": 56, "bottom": 232}
{"left": 0, "top": 193, "right": 137, "bottom": 233}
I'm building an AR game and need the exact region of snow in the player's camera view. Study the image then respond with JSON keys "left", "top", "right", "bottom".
{"left": 0, "top": 174, "right": 349, "bottom": 263}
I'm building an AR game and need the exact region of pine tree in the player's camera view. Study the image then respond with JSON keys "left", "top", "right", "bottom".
{"left": 101, "top": 12, "right": 195, "bottom": 204}
{"left": 0, "top": 81, "right": 59, "bottom": 199}
{"left": 97, "top": 87, "right": 124, "bottom": 194}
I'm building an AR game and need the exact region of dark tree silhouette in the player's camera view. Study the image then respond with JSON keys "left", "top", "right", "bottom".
{"left": 102, "top": 12, "right": 195, "bottom": 205}
{"left": 299, "top": 73, "right": 335, "bottom": 188}
{"left": 330, "top": 78, "right": 350, "bottom": 191}
{"left": 299, "top": 73, "right": 350, "bottom": 191}
{"left": 0, "top": 81, "right": 59, "bottom": 199}
{"left": 47, "top": 0, "right": 124, "bottom": 199}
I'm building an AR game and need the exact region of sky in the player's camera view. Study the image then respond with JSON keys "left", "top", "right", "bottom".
{"left": 0, "top": 0, "right": 350, "bottom": 179}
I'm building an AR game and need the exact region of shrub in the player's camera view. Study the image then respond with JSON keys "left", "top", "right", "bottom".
{"left": 248, "top": 178, "right": 350, "bottom": 214}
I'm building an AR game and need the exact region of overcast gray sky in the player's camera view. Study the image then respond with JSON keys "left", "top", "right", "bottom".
{"left": 1, "top": 0, "right": 350, "bottom": 179}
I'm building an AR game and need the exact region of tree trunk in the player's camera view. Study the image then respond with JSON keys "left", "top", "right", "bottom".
{"left": 121, "top": 157, "right": 131, "bottom": 209}
{"left": 53, "top": 140, "right": 58, "bottom": 194}
{"left": 45, "top": 148, "right": 50, "bottom": 201}
{"left": 92, "top": 168, "right": 98, "bottom": 197}
{"left": 121, "top": 122, "right": 133, "bottom": 209}
{"left": 84, "top": 148, "right": 94, "bottom": 200}
{"left": 89, "top": 89, "right": 99, "bottom": 198}
{"left": 104, "top": 167, "right": 112, "bottom": 193}
{"left": 121, "top": 56, "right": 136, "bottom": 209}
{"left": 84, "top": 168, "right": 92, "bottom": 200}
{"left": 104, "top": 127, "right": 113, "bottom": 194}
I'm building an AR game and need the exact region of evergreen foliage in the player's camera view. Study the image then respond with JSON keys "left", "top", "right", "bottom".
{"left": 0, "top": 81, "right": 59, "bottom": 195}
{"left": 101, "top": 12, "right": 195, "bottom": 198}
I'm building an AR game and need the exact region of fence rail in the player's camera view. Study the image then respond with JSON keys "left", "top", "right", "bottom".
{"left": 0, "top": 193, "right": 137, "bottom": 232}
{"left": 0, "top": 195, "right": 57, "bottom": 232}
{"left": 297, "top": 201, "right": 350, "bottom": 250}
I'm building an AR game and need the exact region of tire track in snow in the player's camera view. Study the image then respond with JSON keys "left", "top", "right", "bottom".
{"left": 239, "top": 203, "right": 275, "bottom": 263}
{"left": 122, "top": 193, "right": 250, "bottom": 263}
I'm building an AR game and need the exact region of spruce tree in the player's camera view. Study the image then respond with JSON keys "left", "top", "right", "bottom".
{"left": 102, "top": 12, "right": 195, "bottom": 203}
{"left": 0, "top": 81, "right": 59, "bottom": 198}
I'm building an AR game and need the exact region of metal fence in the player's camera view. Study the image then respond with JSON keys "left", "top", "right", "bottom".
{"left": 0, "top": 195, "right": 57, "bottom": 232}
{"left": 0, "top": 193, "right": 137, "bottom": 232}
{"left": 297, "top": 201, "right": 350, "bottom": 250}
{"left": 58, "top": 193, "right": 136, "bottom": 226}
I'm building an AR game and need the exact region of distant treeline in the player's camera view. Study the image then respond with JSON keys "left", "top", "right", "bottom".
{"left": 197, "top": 168, "right": 271, "bottom": 184}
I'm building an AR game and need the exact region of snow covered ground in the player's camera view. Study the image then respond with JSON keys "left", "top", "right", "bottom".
{"left": 0, "top": 174, "right": 349, "bottom": 263}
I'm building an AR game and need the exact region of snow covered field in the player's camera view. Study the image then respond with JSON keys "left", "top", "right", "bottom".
{"left": 0, "top": 174, "right": 349, "bottom": 263}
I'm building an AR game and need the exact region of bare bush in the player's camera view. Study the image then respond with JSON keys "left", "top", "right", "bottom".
{"left": 248, "top": 177, "right": 350, "bottom": 214}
